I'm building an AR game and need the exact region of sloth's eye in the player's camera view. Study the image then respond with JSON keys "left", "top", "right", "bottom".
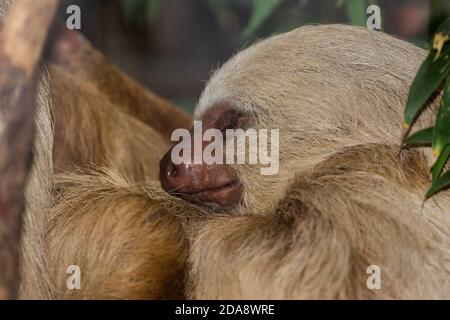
{"left": 217, "top": 110, "right": 249, "bottom": 133}
{"left": 222, "top": 115, "right": 238, "bottom": 131}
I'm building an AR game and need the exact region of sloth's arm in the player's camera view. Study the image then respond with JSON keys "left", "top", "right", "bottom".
{"left": 49, "top": 65, "right": 168, "bottom": 180}
{"left": 47, "top": 26, "right": 192, "bottom": 137}
{"left": 187, "top": 211, "right": 355, "bottom": 300}
{"left": 46, "top": 174, "right": 188, "bottom": 300}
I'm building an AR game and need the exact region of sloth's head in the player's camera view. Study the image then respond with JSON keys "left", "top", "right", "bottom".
{"left": 160, "top": 24, "right": 424, "bottom": 213}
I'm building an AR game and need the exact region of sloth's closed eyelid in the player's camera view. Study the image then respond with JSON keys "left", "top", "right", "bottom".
{"left": 201, "top": 102, "right": 254, "bottom": 131}
{"left": 216, "top": 111, "right": 251, "bottom": 132}
{"left": 220, "top": 116, "right": 239, "bottom": 131}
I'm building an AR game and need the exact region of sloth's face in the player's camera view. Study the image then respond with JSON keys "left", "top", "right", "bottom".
{"left": 160, "top": 103, "right": 253, "bottom": 211}
{"left": 159, "top": 96, "right": 289, "bottom": 214}
{"left": 160, "top": 30, "right": 315, "bottom": 213}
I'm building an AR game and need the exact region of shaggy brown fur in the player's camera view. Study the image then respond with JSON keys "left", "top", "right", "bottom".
{"left": 47, "top": 27, "right": 192, "bottom": 139}
{"left": 49, "top": 65, "right": 169, "bottom": 180}
{"left": 0, "top": 2, "right": 194, "bottom": 298}
{"left": 46, "top": 171, "right": 192, "bottom": 299}
{"left": 18, "top": 67, "right": 193, "bottom": 299}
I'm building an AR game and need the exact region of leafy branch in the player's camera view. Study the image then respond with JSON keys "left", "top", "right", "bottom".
{"left": 402, "top": 18, "right": 450, "bottom": 200}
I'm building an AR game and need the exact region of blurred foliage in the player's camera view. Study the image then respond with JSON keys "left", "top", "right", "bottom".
{"left": 337, "top": 0, "right": 367, "bottom": 27}
{"left": 121, "top": 0, "right": 382, "bottom": 39}
{"left": 403, "top": 17, "right": 450, "bottom": 200}
{"left": 431, "top": 0, "right": 450, "bottom": 26}
{"left": 242, "top": 0, "right": 282, "bottom": 37}
{"left": 122, "top": 0, "right": 163, "bottom": 27}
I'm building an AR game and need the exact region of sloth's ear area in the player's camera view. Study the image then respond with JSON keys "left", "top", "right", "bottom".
{"left": 46, "top": 23, "right": 84, "bottom": 64}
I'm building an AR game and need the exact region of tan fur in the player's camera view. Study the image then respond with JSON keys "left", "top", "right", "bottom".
{"left": 186, "top": 25, "right": 450, "bottom": 299}
{"left": 20, "top": 68, "right": 54, "bottom": 299}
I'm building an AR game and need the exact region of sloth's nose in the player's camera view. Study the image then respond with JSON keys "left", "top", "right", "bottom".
{"left": 159, "top": 145, "right": 242, "bottom": 209}
{"left": 159, "top": 151, "right": 193, "bottom": 193}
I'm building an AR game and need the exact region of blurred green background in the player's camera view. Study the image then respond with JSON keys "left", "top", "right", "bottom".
{"left": 57, "top": 0, "right": 449, "bottom": 113}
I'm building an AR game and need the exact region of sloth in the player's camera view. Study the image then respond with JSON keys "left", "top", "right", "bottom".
{"left": 160, "top": 25, "right": 450, "bottom": 299}
{"left": 2, "top": 0, "right": 447, "bottom": 299}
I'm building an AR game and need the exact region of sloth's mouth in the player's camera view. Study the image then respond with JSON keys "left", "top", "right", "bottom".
{"left": 176, "top": 180, "right": 242, "bottom": 209}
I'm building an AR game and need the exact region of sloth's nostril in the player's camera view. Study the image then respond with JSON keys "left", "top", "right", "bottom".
{"left": 168, "top": 166, "right": 179, "bottom": 178}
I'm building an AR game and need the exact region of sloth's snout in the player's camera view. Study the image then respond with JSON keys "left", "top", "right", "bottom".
{"left": 159, "top": 129, "right": 242, "bottom": 209}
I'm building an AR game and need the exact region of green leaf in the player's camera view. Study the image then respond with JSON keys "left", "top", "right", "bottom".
{"left": 403, "top": 127, "right": 434, "bottom": 147}
{"left": 344, "top": 0, "right": 366, "bottom": 27}
{"left": 243, "top": 0, "right": 282, "bottom": 38}
{"left": 432, "top": 19, "right": 450, "bottom": 64}
{"left": 403, "top": 45, "right": 450, "bottom": 130}
{"left": 432, "top": 78, "right": 450, "bottom": 157}
{"left": 403, "top": 18, "right": 450, "bottom": 133}
{"left": 426, "top": 169, "right": 450, "bottom": 198}
{"left": 431, "top": 145, "right": 450, "bottom": 182}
